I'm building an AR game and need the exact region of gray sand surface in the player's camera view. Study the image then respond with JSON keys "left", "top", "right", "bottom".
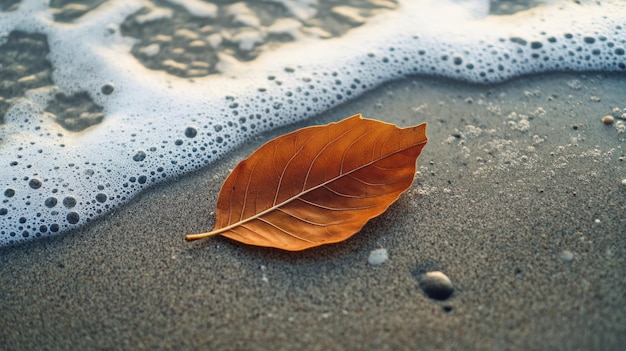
{"left": 1, "top": 72, "right": 625, "bottom": 350}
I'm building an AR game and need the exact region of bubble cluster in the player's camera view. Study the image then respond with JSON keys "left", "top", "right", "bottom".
{"left": 0, "top": 0, "right": 625, "bottom": 246}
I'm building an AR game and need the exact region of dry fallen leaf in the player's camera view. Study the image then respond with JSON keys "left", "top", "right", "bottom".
{"left": 186, "top": 114, "right": 428, "bottom": 251}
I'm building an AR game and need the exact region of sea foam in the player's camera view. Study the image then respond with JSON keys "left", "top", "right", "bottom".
{"left": 0, "top": 0, "right": 624, "bottom": 246}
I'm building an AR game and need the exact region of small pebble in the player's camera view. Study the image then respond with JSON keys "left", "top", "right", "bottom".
{"left": 17, "top": 75, "right": 37, "bottom": 84}
{"left": 191, "top": 61, "right": 210, "bottom": 69}
{"left": 368, "top": 248, "right": 388, "bottom": 265}
{"left": 162, "top": 59, "right": 187, "bottom": 71}
{"left": 420, "top": 271, "right": 454, "bottom": 300}
{"left": 621, "top": 178, "right": 626, "bottom": 186}
{"left": 171, "top": 47, "right": 185, "bottom": 56}
{"left": 560, "top": 250, "right": 574, "bottom": 262}
{"left": 174, "top": 28, "right": 199, "bottom": 40}
{"left": 101, "top": 83, "right": 114, "bottom": 95}
{"left": 153, "top": 34, "right": 172, "bottom": 43}
{"left": 602, "top": 115, "right": 614, "bottom": 124}
{"left": 188, "top": 40, "right": 208, "bottom": 50}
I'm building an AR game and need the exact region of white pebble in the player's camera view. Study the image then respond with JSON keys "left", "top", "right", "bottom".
{"left": 560, "top": 250, "right": 574, "bottom": 262}
{"left": 368, "top": 248, "right": 388, "bottom": 265}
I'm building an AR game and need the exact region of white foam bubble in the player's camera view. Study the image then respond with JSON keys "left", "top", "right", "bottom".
{"left": 1, "top": 0, "right": 625, "bottom": 245}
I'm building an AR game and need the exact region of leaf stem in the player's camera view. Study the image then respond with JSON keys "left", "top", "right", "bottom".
{"left": 185, "top": 230, "right": 221, "bottom": 241}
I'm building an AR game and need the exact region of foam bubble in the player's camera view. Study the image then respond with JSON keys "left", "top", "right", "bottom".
{"left": 0, "top": 0, "right": 625, "bottom": 246}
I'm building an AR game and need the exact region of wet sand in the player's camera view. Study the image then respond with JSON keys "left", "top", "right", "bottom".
{"left": 1, "top": 72, "right": 625, "bottom": 350}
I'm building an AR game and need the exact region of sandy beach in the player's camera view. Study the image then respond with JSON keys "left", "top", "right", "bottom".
{"left": 1, "top": 72, "right": 625, "bottom": 350}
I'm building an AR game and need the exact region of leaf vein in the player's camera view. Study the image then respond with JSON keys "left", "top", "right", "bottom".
{"left": 276, "top": 208, "right": 347, "bottom": 227}
{"left": 303, "top": 128, "right": 352, "bottom": 192}
{"left": 298, "top": 197, "right": 379, "bottom": 211}
{"left": 274, "top": 134, "right": 314, "bottom": 206}
{"left": 256, "top": 217, "right": 316, "bottom": 243}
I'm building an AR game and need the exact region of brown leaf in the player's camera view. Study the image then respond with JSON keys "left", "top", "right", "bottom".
{"left": 186, "top": 114, "right": 428, "bottom": 251}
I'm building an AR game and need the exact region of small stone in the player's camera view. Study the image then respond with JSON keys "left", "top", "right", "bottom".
{"left": 200, "top": 25, "right": 214, "bottom": 34}
{"left": 174, "top": 28, "right": 199, "bottom": 41}
{"left": 162, "top": 59, "right": 188, "bottom": 71}
{"left": 17, "top": 74, "right": 37, "bottom": 84}
{"left": 621, "top": 178, "right": 626, "bottom": 186}
{"left": 153, "top": 34, "right": 172, "bottom": 43}
{"left": 560, "top": 250, "right": 574, "bottom": 262}
{"left": 191, "top": 61, "right": 210, "bottom": 69}
{"left": 171, "top": 48, "right": 185, "bottom": 56}
{"left": 188, "top": 40, "right": 208, "bottom": 50}
{"left": 368, "top": 248, "right": 388, "bottom": 265}
{"left": 101, "top": 83, "right": 114, "bottom": 95}
{"left": 420, "top": 271, "right": 454, "bottom": 300}
{"left": 602, "top": 115, "right": 614, "bottom": 124}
